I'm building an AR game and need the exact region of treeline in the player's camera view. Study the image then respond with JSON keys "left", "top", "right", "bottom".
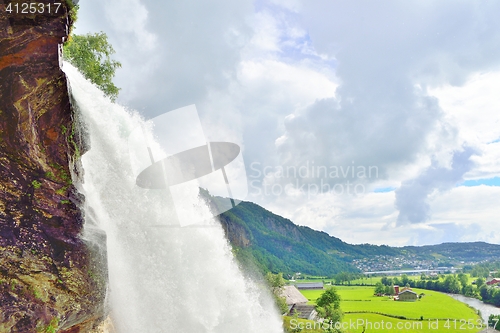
{"left": 331, "top": 272, "right": 365, "bottom": 285}
{"left": 479, "top": 284, "right": 500, "bottom": 307}
{"left": 377, "top": 273, "right": 476, "bottom": 297}
{"left": 464, "top": 261, "right": 500, "bottom": 279}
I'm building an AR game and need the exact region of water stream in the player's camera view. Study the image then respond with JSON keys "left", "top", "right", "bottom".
{"left": 63, "top": 63, "right": 283, "bottom": 333}
{"left": 447, "top": 293, "right": 500, "bottom": 323}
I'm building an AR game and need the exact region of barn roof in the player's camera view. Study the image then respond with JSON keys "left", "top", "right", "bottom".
{"left": 280, "top": 285, "right": 308, "bottom": 305}
{"left": 296, "top": 282, "right": 324, "bottom": 289}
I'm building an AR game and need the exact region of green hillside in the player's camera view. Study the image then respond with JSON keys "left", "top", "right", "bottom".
{"left": 204, "top": 193, "right": 500, "bottom": 276}
{"left": 403, "top": 242, "right": 500, "bottom": 261}
{"left": 210, "top": 195, "right": 398, "bottom": 275}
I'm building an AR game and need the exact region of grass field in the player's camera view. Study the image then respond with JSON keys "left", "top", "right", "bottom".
{"left": 283, "top": 316, "right": 324, "bottom": 333}
{"left": 342, "top": 313, "right": 484, "bottom": 333}
{"left": 285, "top": 314, "right": 485, "bottom": 333}
{"left": 292, "top": 286, "right": 485, "bottom": 333}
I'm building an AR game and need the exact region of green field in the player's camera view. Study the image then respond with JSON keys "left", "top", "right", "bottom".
{"left": 285, "top": 314, "right": 485, "bottom": 333}
{"left": 294, "top": 286, "right": 485, "bottom": 333}
{"left": 341, "top": 313, "right": 484, "bottom": 333}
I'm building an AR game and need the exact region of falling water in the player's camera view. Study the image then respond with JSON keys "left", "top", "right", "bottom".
{"left": 62, "top": 63, "right": 283, "bottom": 333}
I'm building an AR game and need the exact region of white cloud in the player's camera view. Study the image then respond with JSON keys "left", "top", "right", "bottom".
{"left": 239, "top": 60, "right": 337, "bottom": 109}
{"left": 395, "top": 146, "right": 477, "bottom": 225}
{"left": 75, "top": 0, "right": 500, "bottom": 245}
{"left": 269, "top": 0, "right": 302, "bottom": 13}
{"left": 263, "top": 184, "right": 500, "bottom": 246}
{"left": 104, "top": 0, "right": 156, "bottom": 50}
{"left": 245, "top": 11, "right": 282, "bottom": 55}
{"left": 407, "top": 186, "right": 500, "bottom": 245}
{"left": 429, "top": 71, "right": 500, "bottom": 180}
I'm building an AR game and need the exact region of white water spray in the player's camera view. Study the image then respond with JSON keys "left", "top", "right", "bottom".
{"left": 62, "top": 63, "right": 283, "bottom": 333}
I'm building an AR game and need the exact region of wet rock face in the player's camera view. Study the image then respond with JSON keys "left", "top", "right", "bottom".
{"left": 0, "top": 1, "right": 107, "bottom": 332}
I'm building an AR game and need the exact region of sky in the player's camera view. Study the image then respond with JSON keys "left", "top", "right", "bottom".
{"left": 74, "top": 0, "right": 500, "bottom": 247}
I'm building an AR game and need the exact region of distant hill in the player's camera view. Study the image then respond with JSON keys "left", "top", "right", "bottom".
{"left": 403, "top": 242, "right": 500, "bottom": 262}
{"left": 205, "top": 193, "right": 500, "bottom": 276}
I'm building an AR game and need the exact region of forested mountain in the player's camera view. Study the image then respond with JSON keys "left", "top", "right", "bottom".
{"left": 206, "top": 194, "right": 500, "bottom": 276}
{"left": 403, "top": 242, "right": 500, "bottom": 261}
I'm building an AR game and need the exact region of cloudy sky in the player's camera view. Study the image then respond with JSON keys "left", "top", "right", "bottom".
{"left": 75, "top": 0, "right": 500, "bottom": 246}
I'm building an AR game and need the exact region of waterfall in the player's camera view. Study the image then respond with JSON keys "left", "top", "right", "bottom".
{"left": 62, "top": 63, "right": 283, "bottom": 333}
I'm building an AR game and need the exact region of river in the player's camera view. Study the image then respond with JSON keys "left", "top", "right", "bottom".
{"left": 447, "top": 293, "right": 500, "bottom": 323}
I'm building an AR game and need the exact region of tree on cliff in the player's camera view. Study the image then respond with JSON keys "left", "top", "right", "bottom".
{"left": 265, "top": 272, "right": 288, "bottom": 314}
{"left": 63, "top": 32, "right": 121, "bottom": 101}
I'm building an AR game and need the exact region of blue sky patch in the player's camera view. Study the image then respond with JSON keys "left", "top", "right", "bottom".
{"left": 374, "top": 187, "right": 396, "bottom": 193}
{"left": 460, "top": 177, "right": 500, "bottom": 187}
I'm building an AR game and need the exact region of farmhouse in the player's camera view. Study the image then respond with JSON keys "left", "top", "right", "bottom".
{"left": 281, "top": 285, "right": 308, "bottom": 312}
{"left": 393, "top": 285, "right": 418, "bottom": 301}
{"left": 280, "top": 285, "right": 317, "bottom": 320}
{"left": 486, "top": 278, "right": 500, "bottom": 286}
{"left": 296, "top": 282, "right": 324, "bottom": 290}
{"left": 289, "top": 303, "right": 318, "bottom": 321}
{"left": 397, "top": 289, "right": 418, "bottom": 301}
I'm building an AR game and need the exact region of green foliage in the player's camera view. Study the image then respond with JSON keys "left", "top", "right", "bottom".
{"left": 374, "top": 282, "right": 385, "bottom": 294}
{"left": 283, "top": 316, "right": 324, "bottom": 333}
{"left": 10, "top": 279, "right": 17, "bottom": 291}
{"left": 284, "top": 313, "right": 304, "bottom": 333}
{"left": 316, "top": 287, "right": 341, "bottom": 309}
{"left": 31, "top": 180, "right": 42, "bottom": 189}
{"left": 63, "top": 32, "right": 121, "bottom": 101}
{"left": 67, "top": 121, "right": 81, "bottom": 161}
{"left": 213, "top": 194, "right": 500, "bottom": 278}
{"left": 466, "top": 260, "right": 500, "bottom": 278}
{"left": 315, "top": 287, "right": 343, "bottom": 330}
{"left": 384, "top": 285, "right": 395, "bottom": 295}
{"left": 64, "top": 0, "right": 79, "bottom": 35}
{"left": 33, "top": 288, "right": 42, "bottom": 300}
{"left": 215, "top": 198, "right": 360, "bottom": 276}
{"left": 489, "top": 314, "right": 500, "bottom": 331}
{"left": 55, "top": 187, "right": 66, "bottom": 195}
{"left": 457, "top": 273, "right": 468, "bottom": 287}
{"left": 37, "top": 318, "right": 58, "bottom": 333}
{"left": 332, "top": 272, "right": 363, "bottom": 285}
{"left": 265, "top": 272, "right": 288, "bottom": 314}
{"left": 443, "top": 275, "right": 461, "bottom": 294}
{"left": 400, "top": 274, "right": 410, "bottom": 286}
{"left": 266, "top": 272, "right": 286, "bottom": 293}
{"left": 379, "top": 273, "right": 478, "bottom": 297}
{"left": 49, "top": 163, "right": 72, "bottom": 185}
{"left": 479, "top": 284, "right": 500, "bottom": 307}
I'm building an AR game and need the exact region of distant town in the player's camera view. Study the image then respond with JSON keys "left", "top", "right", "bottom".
{"left": 352, "top": 254, "right": 484, "bottom": 274}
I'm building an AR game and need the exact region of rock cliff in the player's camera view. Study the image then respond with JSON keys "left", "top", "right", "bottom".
{"left": 0, "top": 1, "right": 107, "bottom": 332}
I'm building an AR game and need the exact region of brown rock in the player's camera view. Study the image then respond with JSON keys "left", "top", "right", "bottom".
{"left": 0, "top": 1, "right": 107, "bottom": 332}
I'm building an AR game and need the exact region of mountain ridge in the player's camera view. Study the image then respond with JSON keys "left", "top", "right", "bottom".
{"left": 207, "top": 194, "right": 500, "bottom": 276}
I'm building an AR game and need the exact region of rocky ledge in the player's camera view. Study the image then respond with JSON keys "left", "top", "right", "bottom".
{"left": 0, "top": 1, "right": 107, "bottom": 332}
